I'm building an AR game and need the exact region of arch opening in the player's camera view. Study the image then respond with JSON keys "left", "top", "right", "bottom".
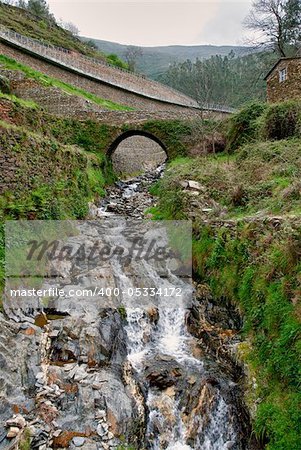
{"left": 108, "top": 130, "right": 167, "bottom": 176}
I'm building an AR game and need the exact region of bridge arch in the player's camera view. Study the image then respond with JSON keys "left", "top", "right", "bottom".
{"left": 107, "top": 130, "right": 168, "bottom": 175}
{"left": 107, "top": 130, "right": 167, "bottom": 157}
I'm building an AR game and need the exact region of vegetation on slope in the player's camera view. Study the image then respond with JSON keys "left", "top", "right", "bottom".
{"left": 192, "top": 220, "right": 301, "bottom": 450}
{"left": 0, "top": 120, "right": 106, "bottom": 220}
{"left": 0, "top": 93, "right": 118, "bottom": 304}
{"left": 226, "top": 100, "right": 301, "bottom": 151}
{"left": 0, "top": 2, "right": 100, "bottom": 56}
{"left": 153, "top": 138, "right": 301, "bottom": 220}
{"left": 0, "top": 55, "right": 133, "bottom": 110}
{"left": 149, "top": 100, "right": 301, "bottom": 449}
{"left": 0, "top": 2, "right": 128, "bottom": 68}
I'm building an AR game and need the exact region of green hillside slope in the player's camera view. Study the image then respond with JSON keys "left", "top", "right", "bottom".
{"left": 149, "top": 101, "right": 301, "bottom": 449}
{"left": 0, "top": 2, "right": 127, "bottom": 68}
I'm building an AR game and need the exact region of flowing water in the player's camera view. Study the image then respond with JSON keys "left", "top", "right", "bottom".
{"left": 97, "top": 167, "right": 247, "bottom": 450}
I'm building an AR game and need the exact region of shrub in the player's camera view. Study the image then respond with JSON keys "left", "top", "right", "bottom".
{"left": 107, "top": 53, "right": 129, "bottom": 70}
{"left": 261, "top": 100, "right": 301, "bottom": 141}
{"left": 19, "top": 428, "right": 31, "bottom": 450}
{"left": 226, "top": 102, "right": 267, "bottom": 152}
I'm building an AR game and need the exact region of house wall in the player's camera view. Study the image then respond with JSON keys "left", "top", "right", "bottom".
{"left": 266, "top": 59, "right": 301, "bottom": 103}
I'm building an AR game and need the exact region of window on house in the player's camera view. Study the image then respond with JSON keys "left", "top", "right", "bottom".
{"left": 279, "top": 67, "right": 287, "bottom": 82}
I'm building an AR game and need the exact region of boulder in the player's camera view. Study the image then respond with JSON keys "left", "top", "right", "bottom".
{"left": 72, "top": 436, "right": 85, "bottom": 447}
{"left": 144, "top": 355, "right": 185, "bottom": 389}
{"left": 5, "top": 414, "right": 26, "bottom": 429}
{"left": 187, "top": 180, "right": 203, "bottom": 191}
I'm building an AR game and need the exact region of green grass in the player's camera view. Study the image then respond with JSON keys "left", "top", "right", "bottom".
{"left": 86, "top": 163, "right": 106, "bottom": 197}
{"left": 191, "top": 226, "right": 301, "bottom": 450}
{"left": 152, "top": 138, "right": 301, "bottom": 220}
{"left": 0, "top": 55, "right": 133, "bottom": 111}
{"left": 0, "top": 91, "right": 38, "bottom": 109}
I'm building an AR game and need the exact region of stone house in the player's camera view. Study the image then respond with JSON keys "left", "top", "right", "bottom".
{"left": 265, "top": 57, "right": 301, "bottom": 103}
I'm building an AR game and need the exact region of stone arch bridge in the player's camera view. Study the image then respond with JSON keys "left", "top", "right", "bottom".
{"left": 102, "top": 117, "right": 226, "bottom": 174}
{"left": 107, "top": 129, "right": 168, "bottom": 174}
{"left": 0, "top": 26, "right": 234, "bottom": 174}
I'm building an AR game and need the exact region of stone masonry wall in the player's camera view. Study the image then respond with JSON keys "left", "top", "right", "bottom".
{"left": 0, "top": 123, "right": 101, "bottom": 218}
{"left": 0, "top": 41, "right": 201, "bottom": 114}
{"left": 1, "top": 68, "right": 110, "bottom": 116}
{"left": 266, "top": 58, "right": 301, "bottom": 103}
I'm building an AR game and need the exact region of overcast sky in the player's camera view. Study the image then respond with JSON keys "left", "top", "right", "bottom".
{"left": 48, "top": 1, "right": 253, "bottom": 47}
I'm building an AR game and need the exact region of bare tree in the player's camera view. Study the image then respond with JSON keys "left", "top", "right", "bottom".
{"left": 124, "top": 46, "right": 143, "bottom": 72}
{"left": 245, "top": 0, "right": 301, "bottom": 57}
{"left": 245, "top": 0, "right": 287, "bottom": 56}
{"left": 61, "top": 21, "right": 80, "bottom": 36}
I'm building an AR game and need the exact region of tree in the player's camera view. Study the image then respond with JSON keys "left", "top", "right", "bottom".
{"left": 61, "top": 21, "right": 79, "bottom": 36}
{"left": 27, "top": 0, "right": 51, "bottom": 19}
{"left": 245, "top": 0, "right": 301, "bottom": 57}
{"left": 158, "top": 51, "right": 275, "bottom": 108}
{"left": 284, "top": 0, "right": 301, "bottom": 52}
{"left": 85, "top": 39, "right": 98, "bottom": 50}
{"left": 124, "top": 46, "right": 143, "bottom": 72}
{"left": 107, "top": 53, "right": 129, "bottom": 70}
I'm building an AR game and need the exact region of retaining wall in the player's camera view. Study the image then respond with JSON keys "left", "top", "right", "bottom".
{"left": 0, "top": 40, "right": 201, "bottom": 114}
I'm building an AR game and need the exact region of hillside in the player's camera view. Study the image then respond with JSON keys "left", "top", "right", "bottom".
{"left": 149, "top": 101, "right": 301, "bottom": 449}
{"left": 82, "top": 37, "right": 251, "bottom": 78}
{"left": 0, "top": 2, "right": 127, "bottom": 68}
{"left": 0, "top": 3, "right": 101, "bottom": 55}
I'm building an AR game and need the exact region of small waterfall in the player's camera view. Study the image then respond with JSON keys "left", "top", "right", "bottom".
{"left": 113, "top": 258, "right": 235, "bottom": 449}
{"left": 147, "top": 392, "right": 193, "bottom": 450}
{"left": 125, "top": 302, "right": 237, "bottom": 449}
{"left": 201, "top": 397, "right": 236, "bottom": 450}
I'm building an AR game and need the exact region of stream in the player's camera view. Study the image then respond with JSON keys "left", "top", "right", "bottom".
{"left": 1, "top": 166, "right": 253, "bottom": 450}
{"left": 94, "top": 167, "right": 250, "bottom": 450}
